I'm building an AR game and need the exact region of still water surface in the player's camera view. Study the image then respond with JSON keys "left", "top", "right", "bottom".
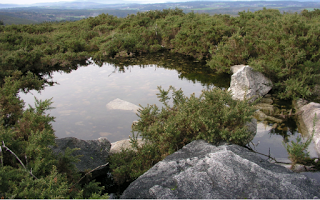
{"left": 20, "top": 61, "right": 221, "bottom": 142}
{"left": 19, "top": 56, "right": 318, "bottom": 162}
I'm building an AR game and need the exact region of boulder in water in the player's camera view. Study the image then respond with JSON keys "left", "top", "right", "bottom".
{"left": 106, "top": 98, "right": 140, "bottom": 113}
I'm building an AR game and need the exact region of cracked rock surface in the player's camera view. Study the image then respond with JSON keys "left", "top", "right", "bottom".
{"left": 121, "top": 140, "right": 320, "bottom": 199}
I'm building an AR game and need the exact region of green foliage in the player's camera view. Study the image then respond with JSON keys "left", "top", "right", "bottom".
{"left": 0, "top": 72, "right": 108, "bottom": 198}
{"left": 283, "top": 114, "right": 316, "bottom": 167}
{"left": 2, "top": 8, "right": 320, "bottom": 99}
{"left": 2, "top": 7, "right": 320, "bottom": 194}
{"left": 109, "top": 86, "right": 255, "bottom": 184}
{"left": 283, "top": 135, "right": 312, "bottom": 166}
{"left": 135, "top": 86, "right": 255, "bottom": 148}
{"left": 108, "top": 141, "right": 161, "bottom": 185}
{"left": 0, "top": 71, "right": 44, "bottom": 126}
{"left": 208, "top": 8, "right": 320, "bottom": 99}
{"left": 301, "top": 8, "right": 320, "bottom": 19}
{"left": 0, "top": 165, "right": 74, "bottom": 199}
{"left": 82, "top": 180, "right": 109, "bottom": 199}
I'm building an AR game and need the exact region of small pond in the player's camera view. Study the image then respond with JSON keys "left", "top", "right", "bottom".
{"left": 19, "top": 53, "right": 318, "bottom": 164}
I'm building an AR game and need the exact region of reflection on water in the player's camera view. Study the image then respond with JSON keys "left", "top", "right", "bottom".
{"left": 251, "top": 122, "right": 318, "bottom": 162}
{"left": 19, "top": 59, "right": 225, "bottom": 142}
{"left": 18, "top": 53, "right": 318, "bottom": 164}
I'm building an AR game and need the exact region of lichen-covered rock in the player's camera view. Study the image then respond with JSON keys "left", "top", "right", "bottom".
{"left": 229, "top": 65, "right": 272, "bottom": 102}
{"left": 51, "top": 137, "right": 111, "bottom": 172}
{"left": 121, "top": 140, "right": 320, "bottom": 199}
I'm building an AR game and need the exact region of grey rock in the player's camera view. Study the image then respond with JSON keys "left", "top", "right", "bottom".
{"left": 51, "top": 137, "right": 111, "bottom": 172}
{"left": 121, "top": 140, "right": 320, "bottom": 199}
{"left": 106, "top": 98, "right": 140, "bottom": 113}
{"left": 244, "top": 118, "right": 257, "bottom": 145}
{"left": 230, "top": 64, "right": 246, "bottom": 74}
{"left": 228, "top": 65, "right": 273, "bottom": 103}
{"left": 110, "top": 138, "right": 145, "bottom": 154}
{"left": 297, "top": 102, "right": 320, "bottom": 155}
{"left": 293, "top": 98, "right": 309, "bottom": 110}
{"left": 108, "top": 193, "right": 117, "bottom": 199}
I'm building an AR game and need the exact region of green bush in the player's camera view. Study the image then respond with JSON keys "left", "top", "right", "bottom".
{"left": 282, "top": 113, "right": 316, "bottom": 167}
{"left": 283, "top": 135, "right": 312, "bottom": 166}
{"left": 2, "top": 8, "right": 320, "bottom": 100}
{"left": 0, "top": 72, "right": 108, "bottom": 199}
{"left": 109, "top": 86, "right": 255, "bottom": 185}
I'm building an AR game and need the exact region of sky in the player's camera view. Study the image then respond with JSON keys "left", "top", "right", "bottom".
{"left": 1, "top": 0, "right": 177, "bottom": 5}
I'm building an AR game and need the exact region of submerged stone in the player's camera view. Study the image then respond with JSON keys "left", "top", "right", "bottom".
{"left": 254, "top": 110, "right": 283, "bottom": 123}
{"left": 106, "top": 98, "right": 140, "bottom": 113}
{"left": 254, "top": 103, "right": 275, "bottom": 115}
{"left": 259, "top": 97, "right": 274, "bottom": 104}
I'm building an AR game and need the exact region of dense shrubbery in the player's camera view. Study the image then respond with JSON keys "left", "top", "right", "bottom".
{"left": 208, "top": 9, "right": 320, "bottom": 99}
{"left": 109, "top": 86, "right": 255, "bottom": 185}
{"left": 0, "top": 72, "right": 109, "bottom": 199}
{"left": 1, "top": 8, "right": 320, "bottom": 100}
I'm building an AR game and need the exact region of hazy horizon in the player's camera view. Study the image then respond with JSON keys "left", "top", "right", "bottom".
{"left": 1, "top": 0, "right": 191, "bottom": 5}
{"left": 3, "top": 0, "right": 318, "bottom": 6}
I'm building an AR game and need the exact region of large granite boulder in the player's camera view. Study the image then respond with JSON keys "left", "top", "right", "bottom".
{"left": 229, "top": 65, "right": 272, "bottom": 102}
{"left": 51, "top": 137, "right": 111, "bottom": 172}
{"left": 296, "top": 102, "right": 320, "bottom": 155}
{"left": 121, "top": 140, "right": 320, "bottom": 199}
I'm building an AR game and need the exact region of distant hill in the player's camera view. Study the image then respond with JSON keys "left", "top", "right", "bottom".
{"left": 0, "top": 1, "right": 320, "bottom": 25}
{"left": 0, "top": 4, "right": 25, "bottom": 9}
{"left": 0, "top": 8, "right": 138, "bottom": 24}
{"left": 0, "top": 14, "right": 37, "bottom": 25}
{"left": 30, "top": 1, "right": 113, "bottom": 9}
